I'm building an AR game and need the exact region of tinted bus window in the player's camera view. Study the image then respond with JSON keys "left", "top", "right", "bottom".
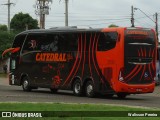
{"left": 39, "top": 34, "right": 59, "bottom": 52}
{"left": 13, "top": 34, "right": 26, "bottom": 48}
{"left": 22, "top": 34, "right": 41, "bottom": 53}
{"left": 59, "top": 33, "right": 78, "bottom": 52}
{"left": 22, "top": 33, "right": 78, "bottom": 53}
{"left": 38, "top": 33, "right": 78, "bottom": 52}
{"left": 22, "top": 33, "right": 59, "bottom": 53}
{"left": 98, "top": 32, "right": 118, "bottom": 51}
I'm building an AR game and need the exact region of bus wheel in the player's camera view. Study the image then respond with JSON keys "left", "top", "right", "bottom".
{"left": 22, "top": 77, "right": 31, "bottom": 92}
{"left": 73, "top": 80, "right": 82, "bottom": 96}
{"left": 50, "top": 88, "right": 58, "bottom": 93}
{"left": 117, "top": 93, "right": 127, "bottom": 99}
{"left": 85, "top": 81, "right": 95, "bottom": 98}
{"left": 106, "top": 94, "right": 114, "bottom": 98}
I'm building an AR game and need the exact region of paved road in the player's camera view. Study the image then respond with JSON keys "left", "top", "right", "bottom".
{"left": 0, "top": 77, "right": 160, "bottom": 108}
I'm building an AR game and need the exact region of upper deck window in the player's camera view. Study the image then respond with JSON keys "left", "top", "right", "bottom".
{"left": 97, "top": 32, "right": 118, "bottom": 51}
{"left": 22, "top": 33, "right": 78, "bottom": 53}
{"left": 13, "top": 34, "right": 26, "bottom": 48}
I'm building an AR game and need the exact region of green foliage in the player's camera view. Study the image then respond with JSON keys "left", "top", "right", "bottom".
{"left": 0, "top": 31, "right": 18, "bottom": 59}
{"left": 108, "top": 24, "right": 119, "bottom": 28}
{"left": 10, "top": 12, "right": 39, "bottom": 31}
{"left": 0, "top": 24, "right": 7, "bottom": 31}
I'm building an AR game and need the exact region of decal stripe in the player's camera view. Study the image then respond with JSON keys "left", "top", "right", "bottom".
{"left": 81, "top": 33, "right": 86, "bottom": 78}
{"left": 139, "top": 65, "right": 146, "bottom": 81}
{"left": 69, "top": 34, "right": 83, "bottom": 84}
{"left": 144, "top": 48, "right": 147, "bottom": 57}
{"left": 148, "top": 64, "right": 153, "bottom": 79}
{"left": 126, "top": 65, "right": 142, "bottom": 82}
{"left": 125, "top": 48, "right": 141, "bottom": 80}
{"left": 138, "top": 49, "right": 140, "bottom": 56}
{"left": 89, "top": 33, "right": 93, "bottom": 78}
{"left": 125, "top": 65, "right": 139, "bottom": 79}
{"left": 151, "top": 48, "right": 155, "bottom": 70}
{"left": 62, "top": 36, "right": 80, "bottom": 86}
{"left": 92, "top": 33, "right": 104, "bottom": 84}
{"left": 140, "top": 48, "right": 144, "bottom": 57}
{"left": 149, "top": 48, "right": 152, "bottom": 57}
{"left": 148, "top": 48, "right": 153, "bottom": 79}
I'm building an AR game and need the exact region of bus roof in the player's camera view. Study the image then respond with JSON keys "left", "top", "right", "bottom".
{"left": 17, "top": 27, "right": 153, "bottom": 36}
{"left": 18, "top": 27, "right": 102, "bottom": 35}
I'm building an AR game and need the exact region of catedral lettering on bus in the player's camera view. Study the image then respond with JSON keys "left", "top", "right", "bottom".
{"left": 2, "top": 27, "right": 157, "bottom": 99}
{"left": 36, "top": 53, "right": 67, "bottom": 62}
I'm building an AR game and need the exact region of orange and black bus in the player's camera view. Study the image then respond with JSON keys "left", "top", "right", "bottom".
{"left": 3, "top": 27, "right": 157, "bottom": 98}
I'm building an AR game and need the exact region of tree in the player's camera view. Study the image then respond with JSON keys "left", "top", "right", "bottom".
{"left": 0, "top": 24, "right": 7, "bottom": 31}
{"left": 108, "top": 24, "right": 119, "bottom": 28}
{"left": 0, "top": 31, "right": 17, "bottom": 60}
{"left": 10, "top": 12, "right": 39, "bottom": 31}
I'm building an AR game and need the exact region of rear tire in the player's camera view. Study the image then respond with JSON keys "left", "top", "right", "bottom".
{"left": 73, "top": 79, "right": 83, "bottom": 96}
{"left": 85, "top": 81, "right": 95, "bottom": 98}
{"left": 22, "top": 77, "right": 31, "bottom": 92}
{"left": 117, "top": 93, "right": 127, "bottom": 99}
{"left": 50, "top": 88, "right": 58, "bottom": 93}
{"left": 106, "top": 94, "right": 114, "bottom": 98}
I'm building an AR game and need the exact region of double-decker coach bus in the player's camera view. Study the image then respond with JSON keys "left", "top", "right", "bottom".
{"left": 2, "top": 27, "right": 157, "bottom": 98}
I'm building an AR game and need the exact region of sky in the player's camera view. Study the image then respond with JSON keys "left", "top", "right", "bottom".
{"left": 0, "top": 0, "right": 160, "bottom": 31}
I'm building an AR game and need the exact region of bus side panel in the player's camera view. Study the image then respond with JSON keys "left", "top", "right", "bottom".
{"left": 61, "top": 32, "right": 113, "bottom": 93}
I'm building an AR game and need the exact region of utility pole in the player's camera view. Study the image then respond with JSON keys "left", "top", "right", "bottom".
{"left": 134, "top": 7, "right": 159, "bottom": 41}
{"left": 35, "top": 0, "right": 52, "bottom": 29}
{"left": 131, "top": 5, "right": 135, "bottom": 27}
{"left": 40, "top": 0, "right": 46, "bottom": 29}
{"left": 2, "top": 0, "right": 14, "bottom": 31}
{"left": 65, "top": 0, "right": 69, "bottom": 26}
{"left": 155, "top": 13, "right": 159, "bottom": 40}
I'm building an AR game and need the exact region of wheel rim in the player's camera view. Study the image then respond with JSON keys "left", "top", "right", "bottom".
{"left": 87, "top": 84, "right": 93, "bottom": 95}
{"left": 74, "top": 83, "right": 80, "bottom": 94}
{"left": 23, "top": 80, "right": 28, "bottom": 89}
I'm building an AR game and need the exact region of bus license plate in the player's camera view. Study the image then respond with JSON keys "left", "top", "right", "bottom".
{"left": 136, "top": 88, "right": 142, "bottom": 92}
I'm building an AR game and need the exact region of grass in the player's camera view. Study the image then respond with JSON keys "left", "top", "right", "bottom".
{"left": 0, "top": 103, "right": 160, "bottom": 120}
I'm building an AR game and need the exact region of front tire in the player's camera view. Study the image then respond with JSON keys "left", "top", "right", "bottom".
{"left": 22, "top": 77, "right": 31, "bottom": 92}
{"left": 85, "top": 81, "right": 95, "bottom": 98}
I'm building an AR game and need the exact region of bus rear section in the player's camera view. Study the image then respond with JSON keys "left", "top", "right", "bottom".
{"left": 115, "top": 28, "right": 156, "bottom": 96}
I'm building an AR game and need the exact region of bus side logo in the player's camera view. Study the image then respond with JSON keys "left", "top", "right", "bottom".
{"left": 36, "top": 53, "right": 67, "bottom": 62}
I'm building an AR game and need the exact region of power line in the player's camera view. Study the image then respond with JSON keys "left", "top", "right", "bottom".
{"left": 135, "top": 20, "right": 154, "bottom": 28}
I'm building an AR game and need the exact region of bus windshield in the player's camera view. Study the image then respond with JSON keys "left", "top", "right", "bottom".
{"left": 124, "top": 29, "right": 156, "bottom": 84}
